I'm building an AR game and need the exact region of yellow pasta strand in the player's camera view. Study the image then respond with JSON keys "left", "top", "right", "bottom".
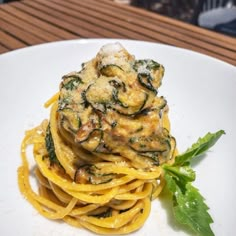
{"left": 80, "top": 200, "right": 143, "bottom": 229}
{"left": 18, "top": 105, "right": 168, "bottom": 234}
{"left": 78, "top": 198, "right": 151, "bottom": 235}
{"left": 35, "top": 154, "right": 135, "bottom": 192}
{"left": 64, "top": 187, "right": 119, "bottom": 204}
{"left": 18, "top": 93, "right": 174, "bottom": 234}
{"left": 44, "top": 92, "right": 60, "bottom": 108}
{"left": 98, "top": 165, "right": 162, "bottom": 179}
{"left": 114, "top": 183, "right": 152, "bottom": 200}
{"left": 17, "top": 43, "right": 178, "bottom": 235}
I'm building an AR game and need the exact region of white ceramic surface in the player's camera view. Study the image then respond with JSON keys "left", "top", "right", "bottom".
{"left": 0, "top": 39, "right": 235, "bottom": 236}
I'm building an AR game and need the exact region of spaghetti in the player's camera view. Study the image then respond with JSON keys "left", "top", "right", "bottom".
{"left": 18, "top": 43, "right": 176, "bottom": 234}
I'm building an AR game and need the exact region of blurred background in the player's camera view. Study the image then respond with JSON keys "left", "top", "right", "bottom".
{"left": 1, "top": 0, "right": 235, "bottom": 37}
{"left": 115, "top": 0, "right": 236, "bottom": 36}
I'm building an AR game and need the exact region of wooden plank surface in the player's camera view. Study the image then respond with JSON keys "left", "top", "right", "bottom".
{"left": 0, "top": 43, "right": 10, "bottom": 54}
{"left": 0, "top": 7, "right": 61, "bottom": 42}
{"left": 0, "top": 17, "right": 46, "bottom": 45}
{"left": 0, "top": 0, "right": 235, "bottom": 65}
{"left": 0, "top": 30, "right": 26, "bottom": 50}
{"left": 1, "top": 4, "right": 78, "bottom": 40}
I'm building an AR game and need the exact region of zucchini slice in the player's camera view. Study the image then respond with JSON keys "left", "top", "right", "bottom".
{"left": 134, "top": 59, "right": 164, "bottom": 93}
{"left": 133, "top": 59, "right": 161, "bottom": 72}
{"left": 128, "top": 128, "right": 172, "bottom": 165}
{"left": 112, "top": 92, "right": 149, "bottom": 116}
{"left": 74, "top": 164, "right": 114, "bottom": 184}
{"left": 85, "top": 78, "right": 114, "bottom": 113}
{"left": 128, "top": 134, "right": 170, "bottom": 153}
{"left": 61, "top": 73, "right": 83, "bottom": 90}
{"left": 79, "top": 128, "right": 103, "bottom": 152}
{"left": 59, "top": 108, "right": 81, "bottom": 133}
{"left": 56, "top": 44, "right": 174, "bottom": 169}
{"left": 137, "top": 73, "right": 157, "bottom": 95}
{"left": 100, "top": 64, "right": 124, "bottom": 77}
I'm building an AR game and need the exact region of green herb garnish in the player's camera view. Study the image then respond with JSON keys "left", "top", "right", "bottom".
{"left": 163, "top": 130, "right": 225, "bottom": 236}
{"left": 63, "top": 76, "right": 82, "bottom": 90}
{"left": 45, "top": 124, "right": 60, "bottom": 165}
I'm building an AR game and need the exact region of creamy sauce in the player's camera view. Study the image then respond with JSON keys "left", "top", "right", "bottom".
{"left": 58, "top": 43, "right": 173, "bottom": 169}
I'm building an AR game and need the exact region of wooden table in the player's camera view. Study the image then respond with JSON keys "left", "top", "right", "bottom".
{"left": 0, "top": 0, "right": 235, "bottom": 65}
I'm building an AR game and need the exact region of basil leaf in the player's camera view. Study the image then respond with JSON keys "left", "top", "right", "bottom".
{"left": 163, "top": 165, "right": 195, "bottom": 187}
{"left": 163, "top": 130, "right": 224, "bottom": 236}
{"left": 174, "top": 130, "right": 225, "bottom": 166}
{"left": 62, "top": 76, "right": 83, "bottom": 90}
{"left": 164, "top": 170, "right": 214, "bottom": 236}
{"left": 45, "top": 125, "right": 59, "bottom": 165}
{"left": 174, "top": 183, "right": 214, "bottom": 236}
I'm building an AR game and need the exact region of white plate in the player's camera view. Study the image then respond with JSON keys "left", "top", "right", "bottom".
{"left": 0, "top": 39, "right": 235, "bottom": 236}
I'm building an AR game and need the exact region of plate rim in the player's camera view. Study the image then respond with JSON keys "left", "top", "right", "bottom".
{"left": 1, "top": 38, "right": 235, "bottom": 70}
{"left": 0, "top": 37, "right": 235, "bottom": 236}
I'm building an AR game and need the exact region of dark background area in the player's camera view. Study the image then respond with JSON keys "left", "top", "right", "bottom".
{"left": 128, "top": 0, "right": 236, "bottom": 36}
